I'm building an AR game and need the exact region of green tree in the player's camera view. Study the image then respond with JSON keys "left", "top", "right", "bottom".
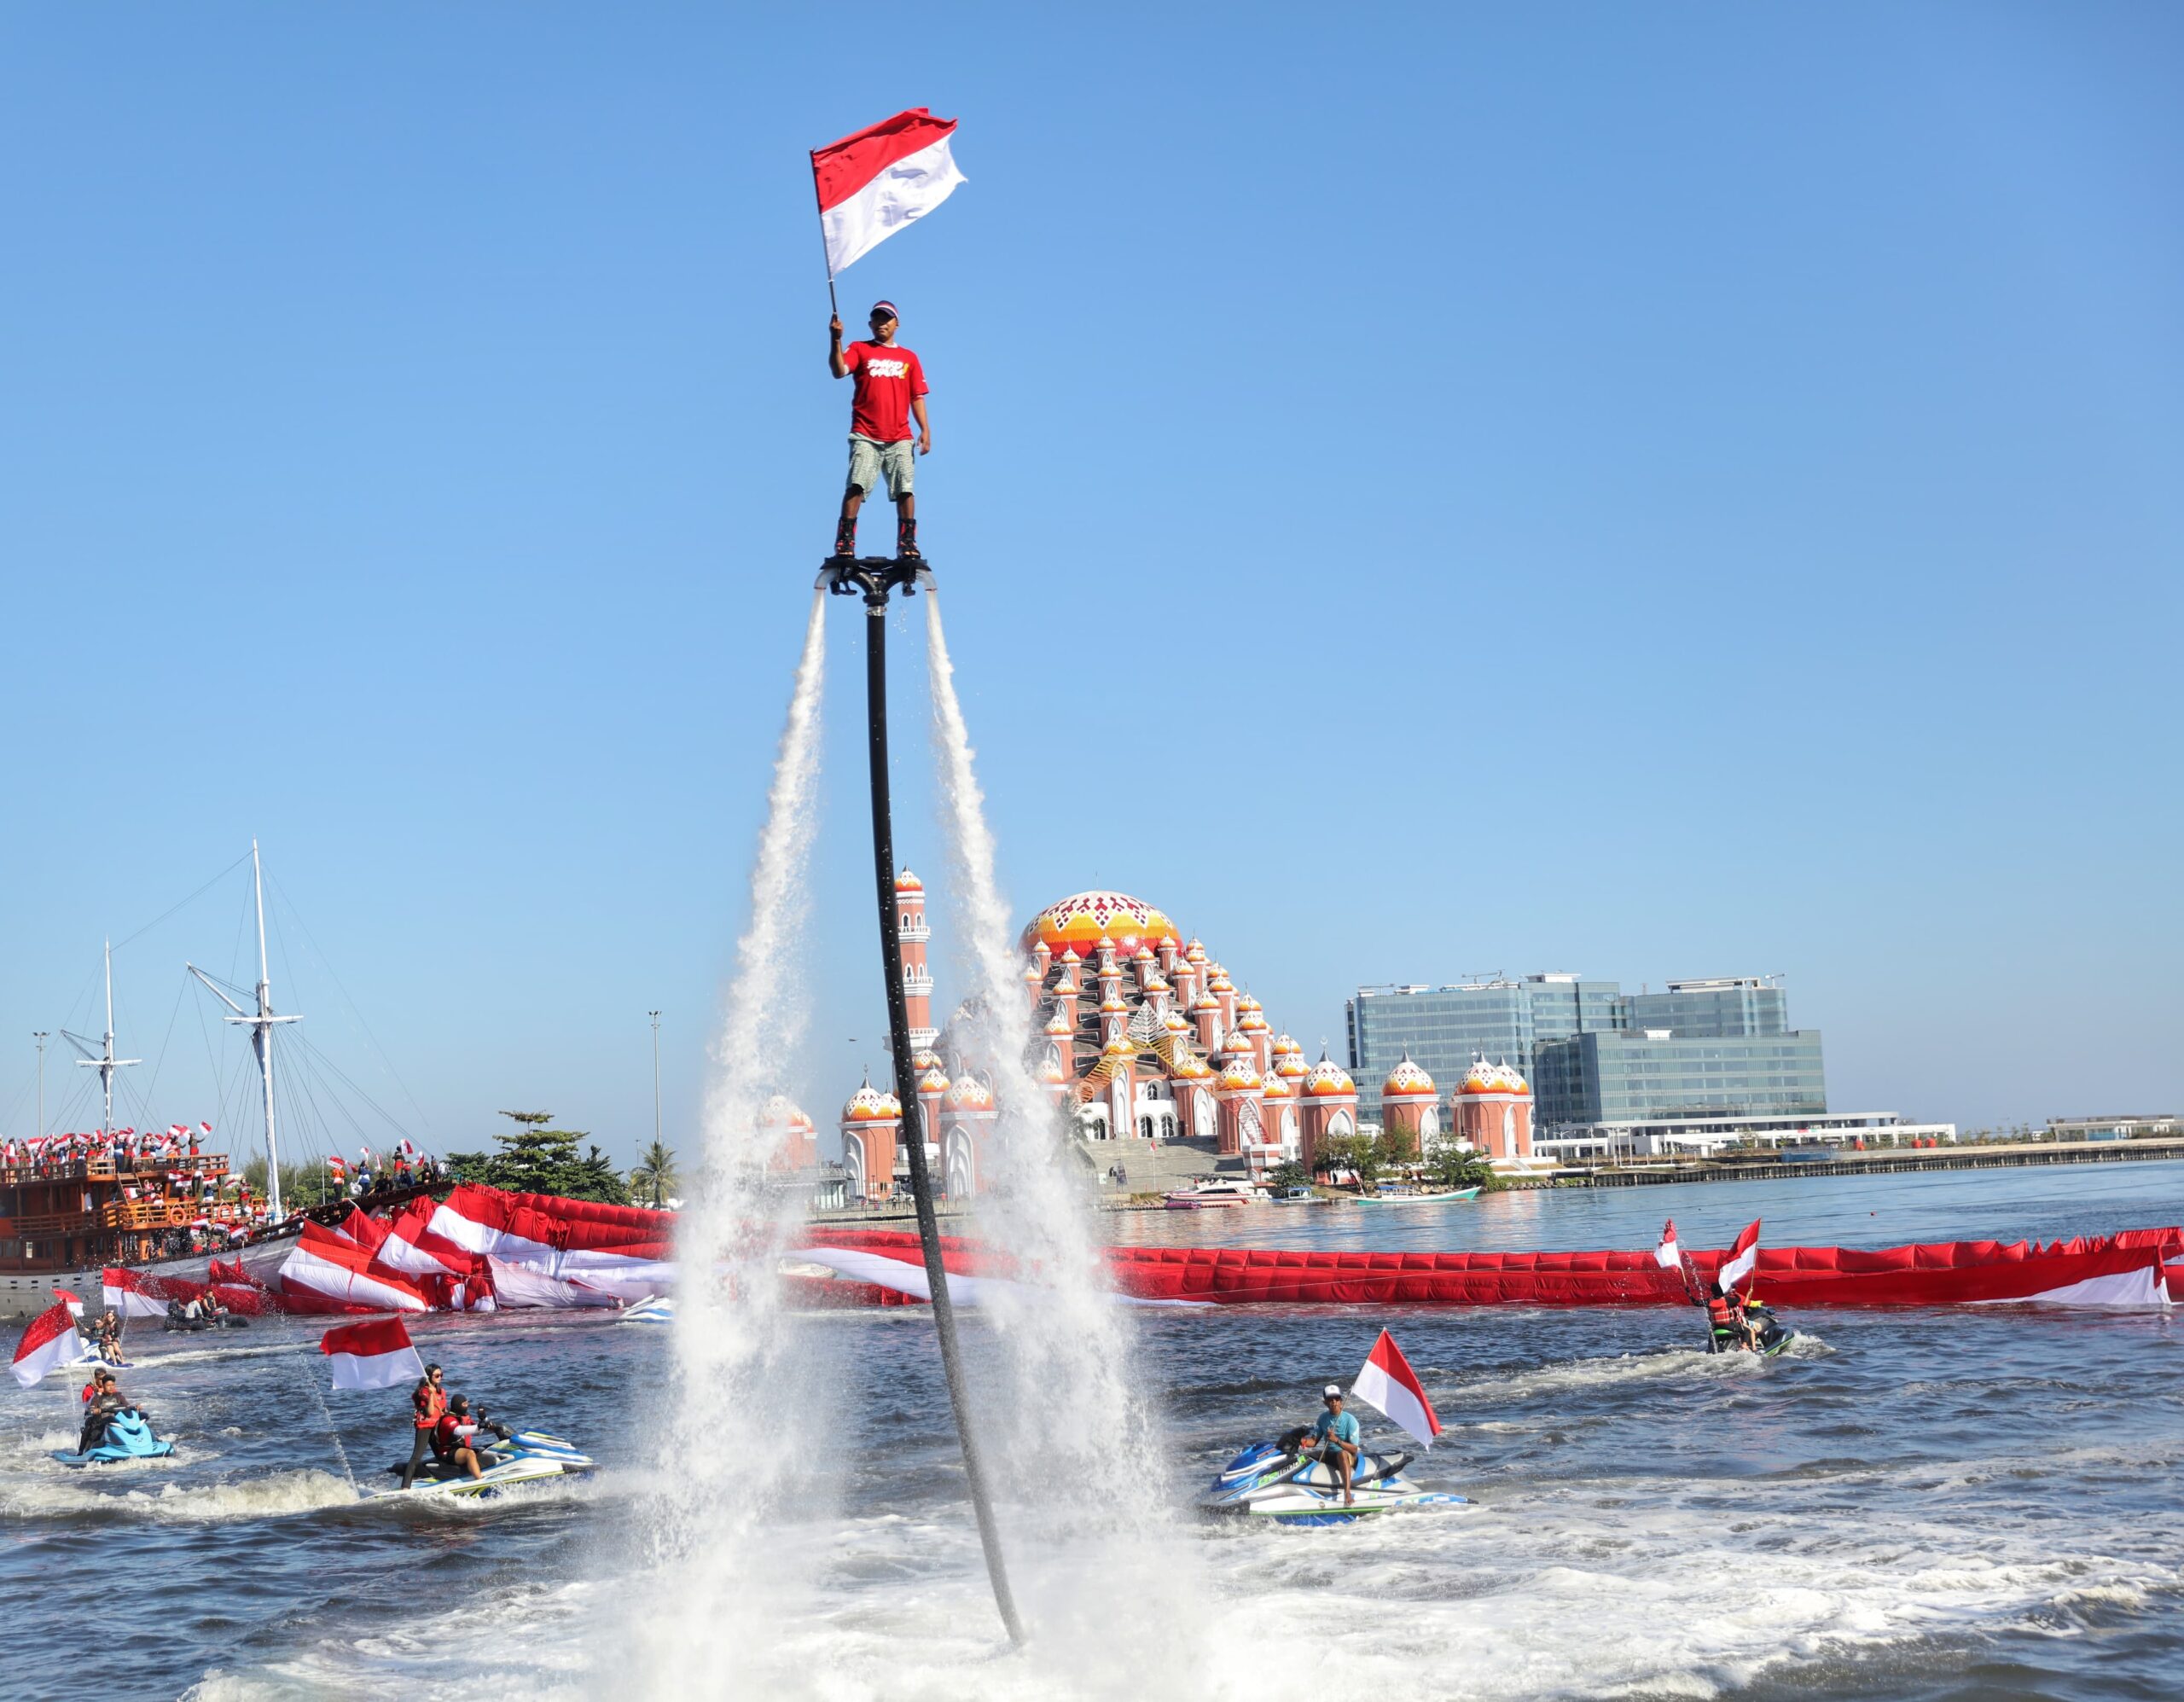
{"left": 444, "top": 1110, "right": 631, "bottom": 1205}
{"left": 629, "top": 1141, "right": 679, "bottom": 1208}
{"left": 241, "top": 1156, "right": 326, "bottom": 1209}
{"left": 1313, "top": 1133, "right": 1383, "bottom": 1185}
{"left": 1423, "top": 1144, "right": 1500, "bottom": 1193}
{"left": 1264, "top": 1160, "right": 1310, "bottom": 1190}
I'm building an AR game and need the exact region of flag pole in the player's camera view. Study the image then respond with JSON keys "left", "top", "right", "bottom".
{"left": 811, "top": 154, "right": 840, "bottom": 321}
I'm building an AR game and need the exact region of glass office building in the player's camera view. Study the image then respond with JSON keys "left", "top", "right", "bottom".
{"left": 1346, "top": 975, "right": 1621, "bottom": 1109}
{"left": 1536, "top": 1030, "right": 1827, "bottom": 1124}
{"left": 1348, "top": 975, "right": 1824, "bottom": 1128}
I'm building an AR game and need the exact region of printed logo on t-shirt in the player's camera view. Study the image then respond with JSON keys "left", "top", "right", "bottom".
{"left": 866, "top": 358, "right": 909, "bottom": 378}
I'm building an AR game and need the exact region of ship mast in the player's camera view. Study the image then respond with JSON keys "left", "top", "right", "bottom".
{"left": 66, "top": 940, "right": 141, "bottom": 1136}
{"left": 189, "top": 841, "right": 302, "bottom": 1221}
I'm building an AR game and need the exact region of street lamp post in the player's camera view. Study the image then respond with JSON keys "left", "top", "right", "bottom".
{"left": 648, "top": 1010, "right": 663, "bottom": 1205}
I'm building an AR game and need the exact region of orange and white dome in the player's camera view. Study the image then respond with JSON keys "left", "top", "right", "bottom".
{"left": 1101, "top": 1034, "right": 1136, "bottom": 1060}
{"left": 1222, "top": 1027, "right": 1254, "bottom": 1055}
{"left": 1193, "top": 988, "right": 1223, "bottom": 1014}
{"left": 1218, "top": 1058, "right": 1263, "bottom": 1091}
{"left": 1237, "top": 1008, "right": 1270, "bottom": 1033}
{"left": 1184, "top": 938, "right": 1208, "bottom": 965}
{"left": 1459, "top": 1058, "right": 1532, "bottom": 1097}
{"left": 1171, "top": 1053, "right": 1213, "bottom": 1080}
{"left": 894, "top": 868, "right": 924, "bottom": 894}
{"left": 1262, "top": 1072, "right": 1292, "bottom": 1100}
{"left": 1022, "top": 892, "right": 1179, "bottom": 961}
{"left": 1044, "top": 1008, "right": 1075, "bottom": 1037}
{"left": 758, "top": 1093, "right": 813, "bottom": 1131}
{"left": 1304, "top": 1053, "right": 1357, "bottom": 1098}
{"left": 1164, "top": 1010, "right": 1191, "bottom": 1034}
{"left": 1206, "top": 969, "right": 1235, "bottom": 995}
{"left": 1272, "top": 1033, "right": 1303, "bottom": 1058}
{"left": 842, "top": 1077, "right": 902, "bottom": 1122}
{"left": 1038, "top": 1056, "right": 1071, "bottom": 1085}
{"left": 918, "top": 1061, "right": 950, "bottom": 1095}
{"left": 1382, "top": 1054, "right": 1437, "bottom": 1098}
{"left": 1236, "top": 992, "right": 1263, "bottom": 1014}
{"left": 1275, "top": 1049, "right": 1310, "bottom": 1081}
{"left": 944, "top": 1073, "right": 995, "bottom": 1112}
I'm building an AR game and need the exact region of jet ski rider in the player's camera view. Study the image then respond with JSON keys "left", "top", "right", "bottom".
{"left": 1706, "top": 1281, "right": 1763, "bottom": 1351}
{"left": 1290, "top": 1383, "right": 1362, "bottom": 1508}
{"left": 430, "top": 1396, "right": 489, "bottom": 1483}
{"left": 76, "top": 1370, "right": 131, "bottom": 1455}
{"left": 400, "top": 1363, "right": 449, "bottom": 1490}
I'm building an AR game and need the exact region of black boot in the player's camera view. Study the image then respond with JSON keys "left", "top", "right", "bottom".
{"left": 833, "top": 514, "right": 857, "bottom": 561}
{"left": 897, "top": 515, "right": 921, "bottom": 561}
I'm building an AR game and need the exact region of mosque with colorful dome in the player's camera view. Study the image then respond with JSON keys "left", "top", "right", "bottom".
{"left": 769, "top": 878, "right": 1533, "bottom": 1202}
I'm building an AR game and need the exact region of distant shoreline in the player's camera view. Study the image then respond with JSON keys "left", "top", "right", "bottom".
{"left": 1513, "top": 1136, "right": 2184, "bottom": 1191}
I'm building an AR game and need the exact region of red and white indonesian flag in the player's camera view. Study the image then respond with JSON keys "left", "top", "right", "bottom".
{"left": 320, "top": 1317, "right": 425, "bottom": 1391}
{"left": 103, "top": 1266, "right": 171, "bottom": 1320}
{"left": 811, "top": 107, "right": 965, "bottom": 277}
{"left": 11, "top": 1298, "right": 90, "bottom": 1388}
{"left": 1654, "top": 1219, "right": 1682, "bottom": 1270}
{"left": 1350, "top": 1327, "right": 1442, "bottom": 1450}
{"left": 54, "top": 1287, "right": 84, "bottom": 1319}
{"left": 1719, "top": 1219, "right": 1762, "bottom": 1292}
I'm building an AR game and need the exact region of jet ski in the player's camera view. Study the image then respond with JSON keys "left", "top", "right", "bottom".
{"left": 1708, "top": 1300, "right": 1793, "bottom": 1357}
{"left": 52, "top": 1407, "right": 177, "bottom": 1467}
{"left": 1204, "top": 1440, "right": 1467, "bottom": 1525}
{"left": 619, "top": 1295, "right": 674, "bottom": 1325}
{"left": 368, "top": 1426, "right": 595, "bottom": 1501}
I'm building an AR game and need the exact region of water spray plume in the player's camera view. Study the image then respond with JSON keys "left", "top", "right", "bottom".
{"left": 925, "top": 595, "right": 1217, "bottom": 1678}
{"left": 639, "top": 589, "right": 830, "bottom": 1687}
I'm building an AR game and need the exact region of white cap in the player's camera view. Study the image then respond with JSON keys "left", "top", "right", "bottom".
{"left": 1322, "top": 1384, "right": 1343, "bottom": 1398}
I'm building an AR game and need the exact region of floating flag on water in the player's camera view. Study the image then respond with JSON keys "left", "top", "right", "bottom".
{"left": 11, "top": 1298, "right": 90, "bottom": 1388}
{"left": 1719, "top": 1219, "right": 1763, "bottom": 1292}
{"left": 320, "top": 1317, "right": 425, "bottom": 1391}
{"left": 811, "top": 107, "right": 966, "bottom": 277}
{"left": 1350, "top": 1327, "right": 1442, "bottom": 1450}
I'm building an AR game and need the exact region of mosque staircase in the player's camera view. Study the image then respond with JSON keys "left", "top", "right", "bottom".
{"left": 1081, "top": 1133, "right": 1239, "bottom": 1193}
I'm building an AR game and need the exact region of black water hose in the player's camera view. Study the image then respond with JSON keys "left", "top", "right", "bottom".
{"left": 844, "top": 561, "right": 1025, "bottom": 1647}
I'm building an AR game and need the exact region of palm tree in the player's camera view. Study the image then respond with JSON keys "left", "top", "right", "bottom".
{"left": 630, "top": 1140, "right": 679, "bottom": 1208}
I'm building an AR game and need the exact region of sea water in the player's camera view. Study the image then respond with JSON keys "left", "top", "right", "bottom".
{"left": 1, "top": 1162, "right": 2176, "bottom": 1701}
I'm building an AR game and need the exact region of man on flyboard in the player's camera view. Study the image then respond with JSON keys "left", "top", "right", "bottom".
{"left": 828, "top": 299, "right": 931, "bottom": 561}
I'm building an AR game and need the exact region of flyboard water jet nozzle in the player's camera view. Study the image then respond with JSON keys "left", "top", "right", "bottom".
{"left": 821, "top": 552, "right": 1024, "bottom": 1648}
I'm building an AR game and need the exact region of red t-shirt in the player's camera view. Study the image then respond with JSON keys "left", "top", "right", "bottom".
{"left": 841, "top": 341, "right": 928, "bottom": 444}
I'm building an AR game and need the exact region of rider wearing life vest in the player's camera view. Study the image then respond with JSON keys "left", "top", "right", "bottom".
{"left": 430, "top": 1395, "right": 488, "bottom": 1482}
{"left": 399, "top": 1364, "right": 449, "bottom": 1489}
{"left": 1706, "top": 1282, "right": 1760, "bottom": 1351}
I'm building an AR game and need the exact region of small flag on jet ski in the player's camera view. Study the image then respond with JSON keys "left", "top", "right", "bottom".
{"left": 1653, "top": 1220, "right": 1682, "bottom": 1270}
{"left": 54, "top": 1287, "right": 84, "bottom": 1319}
{"left": 321, "top": 1317, "right": 425, "bottom": 1391}
{"left": 11, "top": 1298, "right": 90, "bottom": 1388}
{"left": 1718, "top": 1219, "right": 1763, "bottom": 1293}
{"left": 1350, "top": 1328, "right": 1442, "bottom": 1450}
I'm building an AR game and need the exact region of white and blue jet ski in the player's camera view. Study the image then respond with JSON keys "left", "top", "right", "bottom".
{"left": 53, "top": 1407, "right": 177, "bottom": 1467}
{"left": 369, "top": 1426, "right": 595, "bottom": 1502}
{"left": 1205, "top": 1439, "right": 1467, "bottom": 1525}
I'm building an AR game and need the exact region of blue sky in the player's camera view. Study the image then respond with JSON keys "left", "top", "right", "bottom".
{"left": 3, "top": 4, "right": 2178, "bottom": 1165}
